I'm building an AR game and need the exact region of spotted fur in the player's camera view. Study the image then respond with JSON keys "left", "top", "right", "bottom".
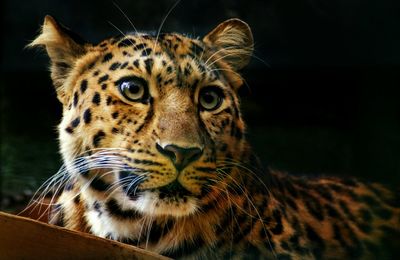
{"left": 28, "top": 16, "right": 399, "bottom": 259}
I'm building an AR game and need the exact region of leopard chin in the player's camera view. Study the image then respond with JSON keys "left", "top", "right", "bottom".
{"left": 131, "top": 189, "right": 199, "bottom": 217}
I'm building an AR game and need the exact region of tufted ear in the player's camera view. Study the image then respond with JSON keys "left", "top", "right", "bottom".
{"left": 203, "top": 18, "right": 254, "bottom": 71}
{"left": 28, "top": 15, "right": 87, "bottom": 103}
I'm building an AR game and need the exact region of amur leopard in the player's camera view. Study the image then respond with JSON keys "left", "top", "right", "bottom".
{"left": 28, "top": 15, "right": 399, "bottom": 259}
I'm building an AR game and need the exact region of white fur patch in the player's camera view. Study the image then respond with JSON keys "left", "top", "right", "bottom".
{"left": 132, "top": 191, "right": 199, "bottom": 217}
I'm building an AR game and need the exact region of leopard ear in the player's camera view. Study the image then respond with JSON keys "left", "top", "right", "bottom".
{"left": 203, "top": 18, "right": 254, "bottom": 71}
{"left": 28, "top": 15, "right": 87, "bottom": 103}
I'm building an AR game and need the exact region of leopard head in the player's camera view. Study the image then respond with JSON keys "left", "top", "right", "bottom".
{"left": 30, "top": 16, "right": 253, "bottom": 217}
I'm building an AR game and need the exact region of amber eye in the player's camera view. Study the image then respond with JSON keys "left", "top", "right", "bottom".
{"left": 199, "top": 86, "right": 224, "bottom": 111}
{"left": 117, "top": 76, "right": 148, "bottom": 102}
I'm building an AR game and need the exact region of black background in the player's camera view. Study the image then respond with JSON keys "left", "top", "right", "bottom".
{"left": 1, "top": 0, "right": 399, "bottom": 205}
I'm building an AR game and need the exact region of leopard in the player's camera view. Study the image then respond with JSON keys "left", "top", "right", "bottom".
{"left": 28, "top": 15, "right": 400, "bottom": 259}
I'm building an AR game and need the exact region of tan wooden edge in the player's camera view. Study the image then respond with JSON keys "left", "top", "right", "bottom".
{"left": 0, "top": 211, "right": 171, "bottom": 260}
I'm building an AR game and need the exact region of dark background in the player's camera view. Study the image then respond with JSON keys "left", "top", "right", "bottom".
{"left": 1, "top": 0, "right": 399, "bottom": 210}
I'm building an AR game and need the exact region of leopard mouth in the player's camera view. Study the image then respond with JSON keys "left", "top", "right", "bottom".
{"left": 156, "top": 180, "right": 193, "bottom": 200}
{"left": 129, "top": 181, "right": 199, "bottom": 217}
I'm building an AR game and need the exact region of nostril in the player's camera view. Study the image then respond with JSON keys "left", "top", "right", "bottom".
{"left": 156, "top": 143, "right": 176, "bottom": 161}
{"left": 186, "top": 148, "right": 202, "bottom": 163}
{"left": 156, "top": 143, "right": 203, "bottom": 171}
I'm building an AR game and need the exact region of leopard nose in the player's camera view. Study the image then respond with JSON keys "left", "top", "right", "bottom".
{"left": 156, "top": 143, "right": 203, "bottom": 171}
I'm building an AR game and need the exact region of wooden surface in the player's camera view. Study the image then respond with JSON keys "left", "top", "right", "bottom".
{"left": 0, "top": 211, "right": 169, "bottom": 259}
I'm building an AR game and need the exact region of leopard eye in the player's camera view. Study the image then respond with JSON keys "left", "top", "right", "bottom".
{"left": 199, "top": 86, "right": 224, "bottom": 111}
{"left": 117, "top": 77, "right": 148, "bottom": 102}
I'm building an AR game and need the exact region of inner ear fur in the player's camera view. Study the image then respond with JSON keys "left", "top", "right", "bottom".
{"left": 203, "top": 18, "right": 254, "bottom": 89}
{"left": 28, "top": 15, "right": 87, "bottom": 103}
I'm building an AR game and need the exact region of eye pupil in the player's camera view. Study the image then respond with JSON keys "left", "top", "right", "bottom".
{"left": 118, "top": 78, "right": 147, "bottom": 102}
{"left": 199, "top": 87, "right": 223, "bottom": 111}
{"left": 203, "top": 92, "right": 215, "bottom": 104}
{"left": 128, "top": 84, "right": 140, "bottom": 94}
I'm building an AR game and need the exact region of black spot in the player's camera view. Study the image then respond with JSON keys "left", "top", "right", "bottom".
{"left": 184, "top": 64, "right": 192, "bottom": 76}
{"left": 93, "top": 201, "right": 102, "bottom": 216}
{"left": 65, "top": 127, "right": 73, "bottom": 134}
{"left": 334, "top": 223, "right": 363, "bottom": 257}
{"left": 289, "top": 233, "right": 309, "bottom": 255}
{"left": 166, "top": 66, "right": 172, "bottom": 74}
{"left": 190, "top": 42, "right": 204, "bottom": 56}
{"left": 132, "top": 158, "right": 162, "bottom": 166}
{"left": 71, "top": 117, "right": 80, "bottom": 128}
{"left": 147, "top": 223, "right": 168, "bottom": 243}
{"left": 83, "top": 109, "right": 92, "bottom": 124}
{"left": 51, "top": 204, "right": 64, "bottom": 226}
{"left": 325, "top": 204, "right": 341, "bottom": 219}
{"left": 80, "top": 80, "right": 88, "bottom": 94}
{"left": 141, "top": 48, "right": 152, "bottom": 56}
{"left": 109, "top": 62, "right": 121, "bottom": 70}
{"left": 156, "top": 73, "right": 162, "bottom": 84}
{"left": 101, "top": 84, "right": 107, "bottom": 90}
{"left": 106, "top": 199, "right": 141, "bottom": 219}
{"left": 120, "top": 177, "right": 141, "bottom": 201}
{"left": 102, "top": 53, "right": 113, "bottom": 63}
{"left": 270, "top": 210, "right": 284, "bottom": 235}
{"left": 90, "top": 176, "right": 110, "bottom": 191}
{"left": 112, "top": 112, "right": 119, "bottom": 119}
{"left": 305, "top": 224, "right": 325, "bottom": 258}
{"left": 92, "top": 92, "right": 101, "bottom": 105}
{"left": 133, "top": 60, "right": 140, "bottom": 68}
{"left": 73, "top": 92, "right": 79, "bottom": 107}
{"left": 283, "top": 179, "right": 298, "bottom": 198}
{"left": 118, "top": 38, "right": 136, "bottom": 47}
{"left": 233, "top": 218, "right": 252, "bottom": 243}
{"left": 286, "top": 197, "right": 298, "bottom": 210}
{"left": 197, "top": 63, "right": 206, "bottom": 74}
{"left": 93, "top": 130, "right": 106, "bottom": 147}
{"left": 120, "top": 62, "right": 129, "bottom": 69}
{"left": 339, "top": 200, "right": 356, "bottom": 222}
{"left": 144, "top": 58, "right": 154, "bottom": 74}
{"left": 98, "top": 74, "right": 109, "bottom": 84}
{"left": 301, "top": 191, "right": 324, "bottom": 221}
{"left": 133, "top": 43, "right": 147, "bottom": 50}
{"left": 87, "top": 62, "right": 95, "bottom": 70}
{"left": 106, "top": 96, "right": 112, "bottom": 105}
{"left": 73, "top": 195, "right": 80, "bottom": 204}
{"left": 112, "top": 127, "right": 119, "bottom": 134}
{"left": 135, "top": 105, "right": 153, "bottom": 133}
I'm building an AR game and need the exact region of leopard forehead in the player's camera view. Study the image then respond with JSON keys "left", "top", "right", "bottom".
{"left": 77, "top": 33, "right": 224, "bottom": 89}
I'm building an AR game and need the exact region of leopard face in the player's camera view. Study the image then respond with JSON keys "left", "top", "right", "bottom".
{"left": 31, "top": 16, "right": 253, "bottom": 218}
